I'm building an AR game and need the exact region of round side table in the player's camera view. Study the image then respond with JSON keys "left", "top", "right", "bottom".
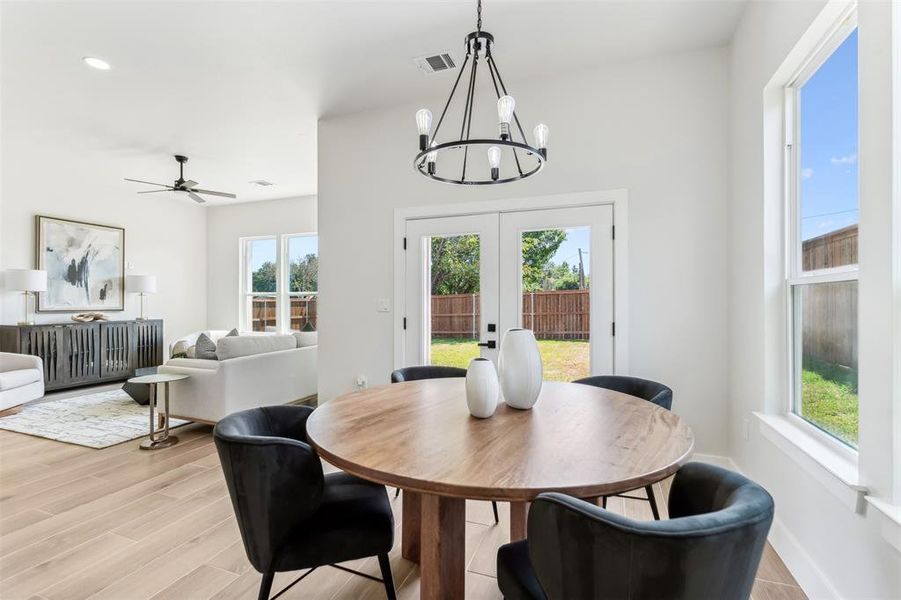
{"left": 127, "top": 373, "right": 189, "bottom": 450}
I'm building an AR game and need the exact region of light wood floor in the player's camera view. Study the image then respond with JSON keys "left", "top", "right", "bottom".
{"left": 0, "top": 421, "right": 807, "bottom": 600}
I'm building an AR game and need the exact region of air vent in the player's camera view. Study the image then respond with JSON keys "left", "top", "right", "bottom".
{"left": 249, "top": 180, "right": 274, "bottom": 187}
{"left": 413, "top": 52, "right": 457, "bottom": 75}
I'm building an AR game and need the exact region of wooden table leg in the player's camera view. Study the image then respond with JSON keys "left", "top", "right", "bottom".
{"left": 401, "top": 490, "right": 421, "bottom": 563}
{"left": 510, "top": 501, "right": 529, "bottom": 541}
{"left": 420, "top": 493, "right": 466, "bottom": 600}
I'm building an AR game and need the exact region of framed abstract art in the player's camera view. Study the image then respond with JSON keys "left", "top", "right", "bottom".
{"left": 35, "top": 215, "right": 125, "bottom": 312}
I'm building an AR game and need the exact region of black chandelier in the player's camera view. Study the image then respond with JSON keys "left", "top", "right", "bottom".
{"left": 413, "top": 0, "right": 548, "bottom": 185}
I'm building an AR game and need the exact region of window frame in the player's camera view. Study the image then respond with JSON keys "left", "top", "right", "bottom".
{"left": 281, "top": 232, "right": 319, "bottom": 333}
{"left": 783, "top": 11, "right": 859, "bottom": 453}
{"left": 240, "top": 233, "right": 318, "bottom": 333}
{"left": 240, "top": 235, "right": 280, "bottom": 333}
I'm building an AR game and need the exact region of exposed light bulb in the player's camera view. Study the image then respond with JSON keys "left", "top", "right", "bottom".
{"left": 426, "top": 142, "right": 438, "bottom": 175}
{"left": 533, "top": 123, "right": 549, "bottom": 159}
{"left": 533, "top": 124, "right": 549, "bottom": 149}
{"left": 415, "top": 109, "right": 432, "bottom": 135}
{"left": 497, "top": 96, "right": 515, "bottom": 124}
{"left": 416, "top": 108, "right": 432, "bottom": 151}
{"left": 488, "top": 146, "right": 501, "bottom": 181}
{"left": 497, "top": 96, "right": 515, "bottom": 140}
{"left": 487, "top": 146, "right": 502, "bottom": 168}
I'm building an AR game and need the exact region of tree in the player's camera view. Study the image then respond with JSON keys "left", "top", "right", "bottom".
{"left": 521, "top": 230, "right": 567, "bottom": 291}
{"left": 430, "top": 235, "right": 480, "bottom": 295}
{"left": 290, "top": 253, "right": 319, "bottom": 292}
{"left": 429, "top": 229, "right": 568, "bottom": 295}
{"left": 252, "top": 261, "right": 277, "bottom": 292}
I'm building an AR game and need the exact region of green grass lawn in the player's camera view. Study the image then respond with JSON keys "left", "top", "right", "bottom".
{"left": 430, "top": 337, "right": 590, "bottom": 382}
{"left": 801, "top": 357, "right": 858, "bottom": 446}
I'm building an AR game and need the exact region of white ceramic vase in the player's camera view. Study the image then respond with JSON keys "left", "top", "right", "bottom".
{"left": 498, "top": 328, "right": 543, "bottom": 409}
{"left": 465, "top": 358, "right": 499, "bottom": 418}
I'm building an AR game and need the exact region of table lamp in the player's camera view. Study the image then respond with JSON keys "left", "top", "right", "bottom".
{"left": 5, "top": 269, "right": 47, "bottom": 325}
{"left": 126, "top": 275, "right": 157, "bottom": 320}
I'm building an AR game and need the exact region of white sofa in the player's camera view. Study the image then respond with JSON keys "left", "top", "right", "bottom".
{"left": 159, "top": 331, "right": 317, "bottom": 423}
{"left": 0, "top": 352, "right": 44, "bottom": 412}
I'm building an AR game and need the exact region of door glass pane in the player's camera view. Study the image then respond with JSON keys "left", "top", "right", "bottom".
{"left": 287, "top": 235, "right": 318, "bottom": 332}
{"left": 799, "top": 29, "right": 858, "bottom": 270}
{"left": 521, "top": 228, "right": 590, "bottom": 381}
{"left": 247, "top": 238, "right": 277, "bottom": 332}
{"left": 793, "top": 281, "right": 858, "bottom": 447}
{"left": 428, "top": 234, "right": 481, "bottom": 368}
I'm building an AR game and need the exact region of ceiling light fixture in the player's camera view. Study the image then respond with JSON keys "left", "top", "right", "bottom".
{"left": 413, "top": 0, "right": 547, "bottom": 185}
{"left": 82, "top": 56, "right": 111, "bottom": 70}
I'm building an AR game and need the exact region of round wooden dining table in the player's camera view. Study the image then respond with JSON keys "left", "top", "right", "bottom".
{"left": 306, "top": 378, "right": 694, "bottom": 600}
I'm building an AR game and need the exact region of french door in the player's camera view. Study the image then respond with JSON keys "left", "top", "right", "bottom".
{"left": 403, "top": 205, "right": 615, "bottom": 380}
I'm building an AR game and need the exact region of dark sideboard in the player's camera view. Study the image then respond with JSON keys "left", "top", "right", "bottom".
{"left": 0, "top": 320, "right": 164, "bottom": 391}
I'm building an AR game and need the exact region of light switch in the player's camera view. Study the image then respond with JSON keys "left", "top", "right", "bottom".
{"left": 376, "top": 298, "right": 391, "bottom": 313}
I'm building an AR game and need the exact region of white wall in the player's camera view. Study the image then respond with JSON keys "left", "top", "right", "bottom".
{"left": 318, "top": 46, "right": 732, "bottom": 454}
{"left": 205, "top": 195, "right": 317, "bottom": 331}
{"left": 0, "top": 147, "right": 207, "bottom": 352}
{"left": 730, "top": 1, "right": 899, "bottom": 597}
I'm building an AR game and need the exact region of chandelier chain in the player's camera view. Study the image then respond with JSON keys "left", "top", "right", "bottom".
{"left": 477, "top": 0, "right": 482, "bottom": 33}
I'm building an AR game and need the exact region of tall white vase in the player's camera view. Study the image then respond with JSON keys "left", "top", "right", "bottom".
{"left": 498, "top": 328, "right": 543, "bottom": 409}
{"left": 465, "top": 358, "right": 499, "bottom": 418}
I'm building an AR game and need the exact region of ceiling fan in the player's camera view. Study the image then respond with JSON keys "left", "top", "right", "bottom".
{"left": 125, "top": 155, "right": 236, "bottom": 204}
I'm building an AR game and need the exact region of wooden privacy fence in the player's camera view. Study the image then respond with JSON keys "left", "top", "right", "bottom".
{"left": 251, "top": 296, "right": 317, "bottom": 332}
{"left": 802, "top": 224, "right": 858, "bottom": 271}
{"left": 800, "top": 281, "right": 857, "bottom": 369}
{"left": 800, "top": 225, "right": 859, "bottom": 369}
{"left": 432, "top": 290, "right": 590, "bottom": 340}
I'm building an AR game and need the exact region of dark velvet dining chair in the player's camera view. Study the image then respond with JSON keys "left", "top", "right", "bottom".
{"left": 573, "top": 374, "right": 674, "bottom": 518}
{"left": 390, "top": 365, "right": 500, "bottom": 524}
{"left": 214, "top": 405, "right": 397, "bottom": 600}
{"left": 497, "top": 462, "right": 775, "bottom": 600}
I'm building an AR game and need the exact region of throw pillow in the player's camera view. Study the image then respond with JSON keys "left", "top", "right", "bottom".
{"left": 293, "top": 331, "right": 318, "bottom": 348}
{"left": 195, "top": 333, "right": 218, "bottom": 360}
{"left": 226, "top": 328, "right": 239, "bottom": 337}
{"left": 170, "top": 340, "right": 190, "bottom": 358}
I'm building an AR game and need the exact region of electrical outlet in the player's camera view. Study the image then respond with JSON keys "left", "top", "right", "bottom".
{"left": 355, "top": 375, "right": 368, "bottom": 389}
{"left": 376, "top": 298, "right": 391, "bottom": 313}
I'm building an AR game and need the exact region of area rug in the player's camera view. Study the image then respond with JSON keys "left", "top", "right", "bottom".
{"left": 0, "top": 388, "right": 189, "bottom": 449}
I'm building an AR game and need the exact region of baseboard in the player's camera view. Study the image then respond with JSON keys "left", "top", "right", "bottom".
{"left": 691, "top": 453, "right": 738, "bottom": 469}
{"left": 766, "top": 513, "right": 840, "bottom": 599}
{"left": 694, "top": 453, "right": 840, "bottom": 599}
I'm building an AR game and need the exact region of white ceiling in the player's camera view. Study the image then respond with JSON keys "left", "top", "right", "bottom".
{"left": 1, "top": 0, "right": 746, "bottom": 203}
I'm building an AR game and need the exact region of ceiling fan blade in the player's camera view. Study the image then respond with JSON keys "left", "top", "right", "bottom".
{"left": 181, "top": 180, "right": 199, "bottom": 189}
{"left": 124, "top": 178, "right": 171, "bottom": 187}
{"left": 137, "top": 188, "right": 174, "bottom": 194}
{"left": 187, "top": 191, "right": 207, "bottom": 204}
{"left": 193, "top": 188, "right": 237, "bottom": 199}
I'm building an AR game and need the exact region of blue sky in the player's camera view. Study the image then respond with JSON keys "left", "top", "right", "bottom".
{"left": 799, "top": 29, "right": 858, "bottom": 241}
{"left": 249, "top": 235, "right": 318, "bottom": 270}
{"left": 550, "top": 227, "right": 591, "bottom": 277}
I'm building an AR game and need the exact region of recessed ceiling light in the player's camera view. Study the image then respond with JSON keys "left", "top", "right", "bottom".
{"left": 249, "top": 180, "right": 275, "bottom": 187}
{"left": 82, "top": 56, "right": 111, "bottom": 71}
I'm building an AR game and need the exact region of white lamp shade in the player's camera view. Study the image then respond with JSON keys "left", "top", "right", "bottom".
{"left": 5, "top": 269, "right": 47, "bottom": 292}
{"left": 127, "top": 275, "right": 157, "bottom": 294}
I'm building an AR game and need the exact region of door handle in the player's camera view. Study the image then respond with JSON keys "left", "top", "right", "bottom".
{"left": 477, "top": 340, "right": 496, "bottom": 349}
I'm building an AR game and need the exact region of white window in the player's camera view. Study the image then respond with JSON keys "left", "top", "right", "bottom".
{"left": 241, "top": 234, "right": 318, "bottom": 333}
{"left": 284, "top": 234, "right": 319, "bottom": 333}
{"left": 785, "top": 17, "right": 858, "bottom": 448}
